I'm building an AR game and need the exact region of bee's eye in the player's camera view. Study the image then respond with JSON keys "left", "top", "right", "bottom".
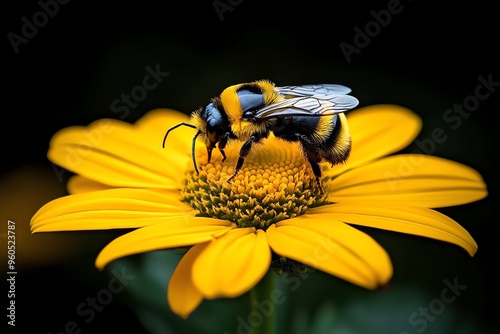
{"left": 237, "top": 89, "right": 264, "bottom": 113}
{"left": 203, "top": 103, "right": 223, "bottom": 133}
{"left": 207, "top": 119, "right": 218, "bottom": 132}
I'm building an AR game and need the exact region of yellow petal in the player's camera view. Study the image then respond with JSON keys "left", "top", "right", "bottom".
{"left": 67, "top": 175, "right": 113, "bottom": 194}
{"left": 326, "top": 105, "right": 422, "bottom": 176}
{"left": 48, "top": 118, "right": 189, "bottom": 189}
{"left": 95, "top": 218, "right": 235, "bottom": 270}
{"left": 326, "top": 154, "right": 487, "bottom": 207}
{"left": 135, "top": 108, "right": 190, "bottom": 128}
{"left": 168, "top": 243, "right": 207, "bottom": 319}
{"left": 192, "top": 228, "right": 271, "bottom": 299}
{"left": 30, "top": 188, "right": 194, "bottom": 232}
{"left": 308, "top": 202, "right": 478, "bottom": 256}
{"left": 267, "top": 218, "right": 392, "bottom": 289}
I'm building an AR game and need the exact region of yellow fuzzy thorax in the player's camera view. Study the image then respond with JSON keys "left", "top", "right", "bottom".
{"left": 221, "top": 79, "right": 279, "bottom": 139}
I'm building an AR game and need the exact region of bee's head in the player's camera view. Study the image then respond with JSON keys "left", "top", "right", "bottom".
{"left": 190, "top": 101, "right": 230, "bottom": 166}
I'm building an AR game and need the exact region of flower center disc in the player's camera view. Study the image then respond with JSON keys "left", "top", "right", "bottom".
{"left": 181, "top": 137, "right": 325, "bottom": 229}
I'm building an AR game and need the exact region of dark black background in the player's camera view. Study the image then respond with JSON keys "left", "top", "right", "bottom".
{"left": 3, "top": 1, "right": 499, "bottom": 333}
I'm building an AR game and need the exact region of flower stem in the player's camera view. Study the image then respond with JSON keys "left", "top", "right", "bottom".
{"left": 250, "top": 269, "right": 276, "bottom": 334}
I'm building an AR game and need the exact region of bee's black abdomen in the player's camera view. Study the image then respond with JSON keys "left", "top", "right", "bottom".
{"left": 269, "top": 116, "right": 320, "bottom": 141}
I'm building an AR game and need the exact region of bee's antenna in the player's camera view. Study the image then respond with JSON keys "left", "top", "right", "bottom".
{"left": 162, "top": 122, "right": 200, "bottom": 174}
{"left": 162, "top": 122, "right": 197, "bottom": 148}
{"left": 192, "top": 130, "right": 201, "bottom": 174}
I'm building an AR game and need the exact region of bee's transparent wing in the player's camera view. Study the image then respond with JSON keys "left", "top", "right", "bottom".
{"left": 278, "top": 84, "right": 353, "bottom": 97}
{"left": 253, "top": 95, "right": 359, "bottom": 119}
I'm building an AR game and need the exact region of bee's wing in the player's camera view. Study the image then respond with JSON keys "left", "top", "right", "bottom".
{"left": 253, "top": 95, "right": 359, "bottom": 119}
{"left": 278, "top": 84, "right": 353, "bottom": 97}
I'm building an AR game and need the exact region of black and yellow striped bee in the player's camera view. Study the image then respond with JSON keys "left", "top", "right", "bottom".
{"left": 163, "top": 79, "right": 359, "bottom": 195}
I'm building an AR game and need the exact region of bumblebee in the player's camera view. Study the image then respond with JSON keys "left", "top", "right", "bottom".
{"left": 163, "top": 79, "right": 359, "bottom": 195}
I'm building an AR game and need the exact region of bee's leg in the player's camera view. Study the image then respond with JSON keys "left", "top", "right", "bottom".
{"left": 226, "top": 135, "right": 258, "bottom": 183}
{"left": 298, "top": 140, "right": 324, "bottom": 196}
{"left": 206, "top": 145, "right": 215, "bottom": 163}
{"left": 219, "top": 149, "right": 227, "bottom": 162}
{"left": 218, "top": 132, "right": 231, "bottom": 162}
{"left": 307, "top": 156, "right": 324, "bottom": 196}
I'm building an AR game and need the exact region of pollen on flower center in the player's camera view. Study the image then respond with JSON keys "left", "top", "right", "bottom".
{"left": 181, "top": 137, "right": 326, "bottom": 229}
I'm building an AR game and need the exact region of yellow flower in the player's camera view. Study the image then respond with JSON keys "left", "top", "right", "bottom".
{"left": 30, "top": 104, "right": 487, "bottom": 319}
